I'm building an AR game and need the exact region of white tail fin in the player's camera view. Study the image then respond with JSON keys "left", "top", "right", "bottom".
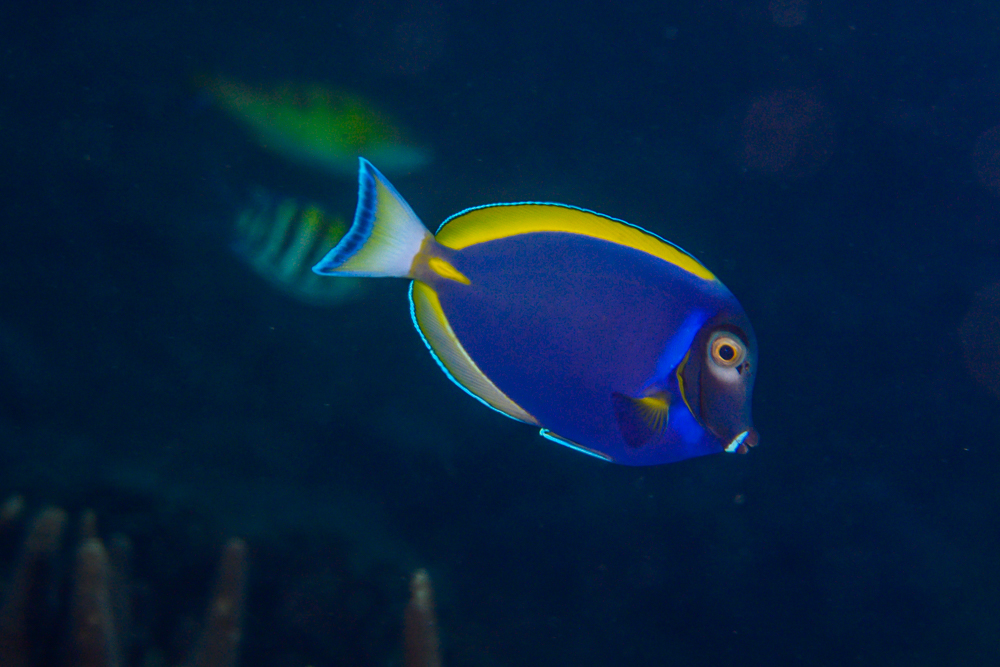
{"left": 312, "top": 158, "right": 432, "bottom": 278}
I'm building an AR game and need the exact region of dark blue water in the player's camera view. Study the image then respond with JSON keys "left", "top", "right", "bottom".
{"left": 2, "top": 1, "right": 1000, "bottom": 665}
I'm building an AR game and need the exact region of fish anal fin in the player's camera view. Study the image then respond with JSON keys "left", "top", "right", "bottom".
{"left": 410, "top": 282, "right": 537, "bottom": 425}
{"left": 611, "top": 391, "right": 670, "bottom": 450}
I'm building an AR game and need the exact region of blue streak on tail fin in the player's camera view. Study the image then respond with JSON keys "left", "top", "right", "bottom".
{"left": 313, "top": 158, "right": 432, "bottom": 278}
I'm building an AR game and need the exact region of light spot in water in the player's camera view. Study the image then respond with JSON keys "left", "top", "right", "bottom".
{"left": 769, "top": 0, "right": 808, "bottom": 28}
{"left": 740, "top": 88, "right": 835, "bottom": 179}
{"left": 959, "top": 281, "right": 1000, "bottom": 400}
{"left": 973, "top": 125, "right": 1000, "bottom": 195}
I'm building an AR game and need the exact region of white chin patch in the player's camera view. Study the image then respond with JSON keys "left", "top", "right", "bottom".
{"left": 725, "top": 430, "right": 749, "bottom": 453}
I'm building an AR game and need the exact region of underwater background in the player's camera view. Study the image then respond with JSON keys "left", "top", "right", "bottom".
{"left": 2, "top": 0, "right": 1000, "bottom": 665}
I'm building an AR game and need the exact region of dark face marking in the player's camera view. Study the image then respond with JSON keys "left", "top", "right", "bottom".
{"left": 681, "top": 316, "right": 758, "bottom": 452}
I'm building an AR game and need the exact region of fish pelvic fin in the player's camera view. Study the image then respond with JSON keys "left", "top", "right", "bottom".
{"left": 539, "top": 430, "right": 615, "bottom": 462}
{"left": 611, "top": 391, "right": 671, "bottom": 450}
{"left": 312, "top": 158, "right": 433, "bottom": 278}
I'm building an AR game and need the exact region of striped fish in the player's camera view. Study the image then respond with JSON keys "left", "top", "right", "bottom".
{"left": 234, "top": 192, "right": 364, "bottom": 306}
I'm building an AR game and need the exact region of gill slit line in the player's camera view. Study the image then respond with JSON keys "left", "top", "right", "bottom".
{"left": 675, "top": 349, "right": 695, "bottom": 418}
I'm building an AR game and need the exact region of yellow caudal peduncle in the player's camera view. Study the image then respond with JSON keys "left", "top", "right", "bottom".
{"left": 426, "top": 257, "right": 470, "bottom": 285}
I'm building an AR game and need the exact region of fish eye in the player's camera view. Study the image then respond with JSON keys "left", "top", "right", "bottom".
{"left": 709, "top": 332, "right": 745, "bottom": 368}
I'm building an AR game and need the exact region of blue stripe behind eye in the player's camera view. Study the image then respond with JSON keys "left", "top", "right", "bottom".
{"left": 651, "top": 310, "right": 708, "bottom": 384}
{"left": 313, "top": 161, "right": 378, "bottom": 273}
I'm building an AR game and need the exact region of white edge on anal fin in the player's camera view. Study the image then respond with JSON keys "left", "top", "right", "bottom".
{"left": 312, "top": 158, "right": 431, "bottom": 278}
{"left": 409, "top": 281, "right": 538, "bottom": 426}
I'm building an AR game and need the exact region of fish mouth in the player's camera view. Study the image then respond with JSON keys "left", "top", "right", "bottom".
{"left": 724, "top": 428, "right": 759, "bottom": 454}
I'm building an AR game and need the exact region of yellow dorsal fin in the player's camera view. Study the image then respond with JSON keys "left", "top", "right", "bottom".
{"left": 435, "top": 204, "right": 716, "bottom": 282}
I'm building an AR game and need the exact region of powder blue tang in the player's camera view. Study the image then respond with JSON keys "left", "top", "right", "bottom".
{"left": 314, "top": 159, "right": 759, "bottom": 465}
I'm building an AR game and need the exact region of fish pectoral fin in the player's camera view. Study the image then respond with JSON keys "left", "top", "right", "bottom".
{"left": 611, "top": 391, "right": 670, "bottom": 450}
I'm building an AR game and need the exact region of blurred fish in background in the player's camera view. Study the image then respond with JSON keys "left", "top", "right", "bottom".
{"left": 233, "top": 191, "right": 364, "bottom": 305}
{"left": 198, "top": 75, "right": 431, "bottom": 176}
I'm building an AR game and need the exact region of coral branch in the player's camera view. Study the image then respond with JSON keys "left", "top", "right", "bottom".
{"left": 404, "top": 569, "right": 442, "bottom": 667}
{"left": 1, "top": 499, "right": 253, "bottom": 667}
{"left": 70, "top": 537, "right": 121, "bottom": 667}
{"left": 106, "top": 534, "right": 133, "bottom": 657}
{"left": 79, "top": 509, "right": 98, "bottom": 541}
{"left": 188, "top": 538, "right": 248, "bottom": 667}
{"left": 0, "top": 494, "right": 25, "bottom": 529}
{"left": 0, "top": 507, "right": 67, "bottom": 667}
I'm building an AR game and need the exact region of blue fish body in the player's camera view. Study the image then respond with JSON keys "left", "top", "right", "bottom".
{"left": 315, "top": 159, "right": 758, "bottom": 465}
